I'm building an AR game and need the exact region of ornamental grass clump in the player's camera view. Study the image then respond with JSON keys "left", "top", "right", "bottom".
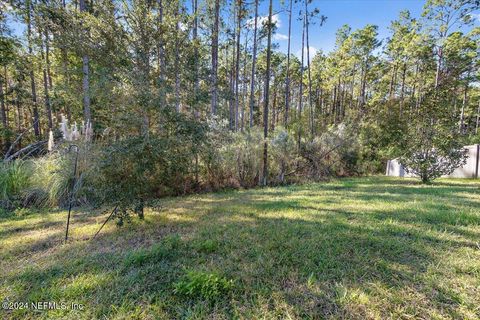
{"left": 0, "top": 160, "right": 31, "bottom": 209}
{"left": 24, "top": 153, "right": 72, "bottom": 207}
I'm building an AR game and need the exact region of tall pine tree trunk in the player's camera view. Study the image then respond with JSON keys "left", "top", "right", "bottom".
{"left": 400, "top": 62, "right": 407, "bottom": 116}
{"left": 248, "top": 0, "right": 259, "bottom": 127}
{"left": 475, "top": 101, "right": 480, "bottom": 135}
{"left": 241, "top": 30, "right": 248, "bottom": 131}
{"left": 228, "top": 17, "right": 235, "bottom": 130}
{"left": 41, "top": 31, "right": 53, "bottom": 129}
{"left": 284, "top": 0, "right": 292, "bottom": 127}
{"left": 192, "top": 0, "right": 199, "bottom": 119}
{"left": 304, "top": 0, "right": 313, "bottom": 137}
{"left": 234, "top": 0, "right": 242, "bottom": 130}
{"left": 26, "top": 0, "right": 40, "bottom": 138}
{"left": 459, "top": 75, "right": 469, "bottom": 134}
{"left": 157, "top": 0, "right": 165, "bottom": 77}
{"left": 79, "top": 0, "right": 91, "bottom": 124}
{"left": 0, "top": 72, "right": 8, "bottom": 152}
{"left": 262, "top": 0, "right": 273, "bottom": 186}
{"left": 210, "top": 0, "right": 220, "bottom": 115}
{"left": 174, "top": 1, "right": 181, "bottom": 112}
{"left": 299, "top": 18, "right": 305, "bottom": 116}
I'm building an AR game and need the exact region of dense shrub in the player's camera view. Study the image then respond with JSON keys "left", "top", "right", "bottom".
{"left": 93, "top": 109, "right": 208, "bottom": 220}
{"left": 270, "top": 128, "right": 297, "bottom": 184}
{"left": 296, "top": 125, "right": 357, "bottom": 180}
{"left": 199, "top": 118, "right": 238, "bottom": 189}
{"left": 0, "top": 121, "right": 363, "bottom": 212}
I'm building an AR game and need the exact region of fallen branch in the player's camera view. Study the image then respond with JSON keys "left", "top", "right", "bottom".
{"left": 4, "top": 140, "right": 47, "bottom": 162}
{"left": 3, "top": 119, "right": 40, "bottom": 162}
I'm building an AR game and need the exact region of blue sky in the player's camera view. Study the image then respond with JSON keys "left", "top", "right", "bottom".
{"left": 257, "top": 0, "right": 425, "bottom": 58}
{"left": 254, "top": 0, "right": 479, "bottom": 59}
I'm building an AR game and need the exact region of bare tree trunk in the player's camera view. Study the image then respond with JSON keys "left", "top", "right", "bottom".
{"left": 192, "top": 0, "right": 199, "bottom": 120}
{"left": 411, "top": 63, "right": 418, "bottom": 110}
{"left": 41, "top": 31, "right": 53, "bottom": 129}
{"left": 59, "top": 27, "right": 71, "bottom": 122}
{"left": 79, "top": 0, "right": 91, "bottom": 124}
{"left": 359, "top": 56, "right": 368, "bottom": 109}
{"left": 45, "top": 25, "right": 53, "bottom": 89}
{"left": 228, "top": 18, "right": 235, "bottom": 130}
{"left": 16, "top": 93, "right": 23, "bottom": 131}
{"left": 475, "top": 101, "right": 480, "bottom": 135}
{"left": 304, "top": 0, "right": 314, "bottom": 137}
{"left": 271, "top": 80, "right": 277, "bottom": 131}
{"left": 234, "top": 0, "right": 242, "bottom": 130}
{"left": 210, "top": 0, "right": 220, "bottom": 115}
{"left": 434, "top": 46, "right": 443, "bottom": 89}
{"left": 459, "top": 76, "right": 469, "bottom": 134}
{"left": 26, "top": 0, "right": 40, "bottom": 138}
{"left": 241, "top": 30, "right": 248, "bottom": 132}
{"left": 174, "top": 1, "right": 180, "bottom": 112}
{"left": 262, "top": 0, "right": 273, "bottom": 186}
{"left": 400, "top": 62, "right": 407, "bottom": 116}
{"left": 157, "top": 0, "right": 165, "bottom": 77}
{"left": 296, "top": 18, "right": 305, "bottom": 148}
{"left": 332, "top": 85, "right": 337, "bottom": 124}
{"left": 248, "top": 0, "right": 259, "bottom": 127}
{"left": 388, "top": 63, "right": 397, "bottom": 99}
{"left": 284, "top": 0, "right": 292, "bottom": 127}
{"left": 191, "top": 0, "right": 199, "bottom": 185}
{"left": 340, "top": 79, "right": 346, "bottom": 120}
{"left": 349, "top": 66, "right": 355, "bottom": 110}
{"left": 299, "top": 18, "right": 305, "bottom": 116}
{"left": 0, "top": 72, "right": 8, "bottom": 152}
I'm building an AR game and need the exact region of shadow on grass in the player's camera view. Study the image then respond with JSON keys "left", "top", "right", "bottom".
{"left": 2, "top": 177, "right": 479, "bottom": 319}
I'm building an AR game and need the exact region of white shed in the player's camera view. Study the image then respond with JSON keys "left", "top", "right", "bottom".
{"left": 386, "top": 144, "right": 480, "bottom": 179}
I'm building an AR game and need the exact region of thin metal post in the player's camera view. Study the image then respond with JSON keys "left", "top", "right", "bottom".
{"left": 92, "top": 206, "right": 118, "bottom": 240}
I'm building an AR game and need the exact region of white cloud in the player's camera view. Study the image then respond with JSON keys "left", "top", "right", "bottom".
{"left": 295, "top": 46, "right": 318, "bottom": 63}
{"left": 179, "top": 22, "right": 188, "bottom": 32}
{"left": 471, "top": 13, "right": 480, "bottom": 23}
{"left": 273, "top": 33, "right": 289, "bottom": 41}
{"left": 246, "top": 14, "right": 281, "bottom": 29}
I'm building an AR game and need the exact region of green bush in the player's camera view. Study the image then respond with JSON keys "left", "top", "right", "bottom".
{"left": 226, "top": 129, "right": 263, "bottom": 187}
{"left": 94, "top": 108, "right": 207, "bottom": 222}
{"left": 173, "top": 270, "right": 234, "bottom": 301}
{"left": 270, "top": 127, "right": 297, "bottom": 184}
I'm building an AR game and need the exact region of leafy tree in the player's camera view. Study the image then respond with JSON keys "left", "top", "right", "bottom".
{"left": 399, "top": 89, "right": 468, "bottom": 183}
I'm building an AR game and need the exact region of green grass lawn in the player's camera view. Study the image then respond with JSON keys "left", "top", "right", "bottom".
{"left": 1, "top": 177, "right": 479, "bottom": 319}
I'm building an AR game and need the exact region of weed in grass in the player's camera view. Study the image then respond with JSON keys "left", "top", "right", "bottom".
{"left": 123, "top": 234, "right": 182, "bottom": 267}
{"left": 194, "top": 239, "right": 219, "bottom": 254}
{"left": 173, "top": 270, "right": 234, "bottom": 301}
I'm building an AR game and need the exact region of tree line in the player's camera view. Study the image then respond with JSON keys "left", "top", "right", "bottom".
{"left": 0, "top": 0, "right": 479, "bottom": 186}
